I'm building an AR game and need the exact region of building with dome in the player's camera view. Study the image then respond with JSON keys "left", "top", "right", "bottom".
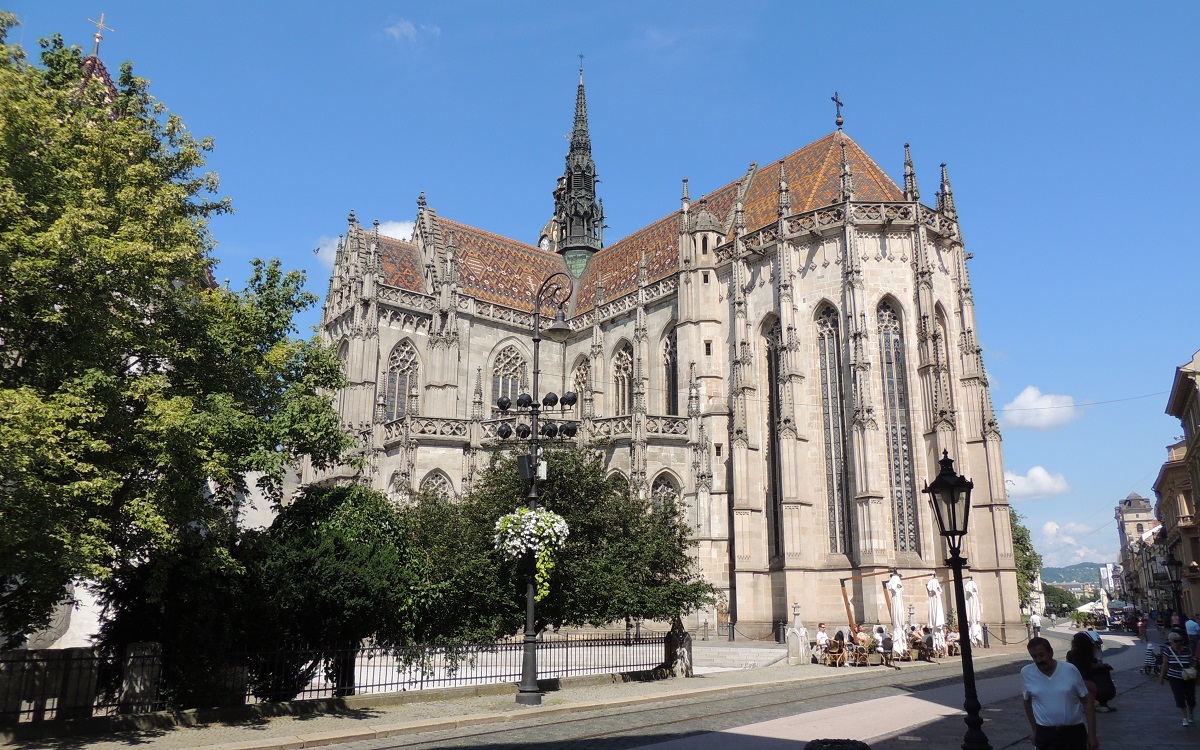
{"left": 302, "top": 72, "right": 1021, "bottom": 638}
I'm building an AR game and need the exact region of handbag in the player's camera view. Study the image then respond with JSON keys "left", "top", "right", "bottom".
{"left": 1184, "top": 665, "right": 1199, "bottom": 681}
{"left": 1170, "top": 649, "right": 1197, "bottom": 680}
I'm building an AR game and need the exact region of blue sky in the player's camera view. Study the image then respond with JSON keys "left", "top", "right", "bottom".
{"left": 9, "top": 1, "right": 1199, "bottom": 567}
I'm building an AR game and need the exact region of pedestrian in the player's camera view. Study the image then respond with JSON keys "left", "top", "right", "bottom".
{"left": 1159, "top": 631, "right": 1196, "bottom": 726}
{"left": 1030, "top": 611, "right": 1043, "bottom": 638}
{"left": 1066, "top": 632, "right": 1099, "bottom": 708}
{"left": 1022, "top": 637, "right": 1097, "bottom": 750}
{"left": 1186, "top": 612, "right": 1199, "bottom": 651}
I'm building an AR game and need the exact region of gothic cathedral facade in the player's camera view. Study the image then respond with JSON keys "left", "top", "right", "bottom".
{"left": 302, "top": 74, "right": 1022, "bottom": 638}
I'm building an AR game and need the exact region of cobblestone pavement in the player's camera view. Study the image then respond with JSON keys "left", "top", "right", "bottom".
{"left": 11, "top": 627, "right": 1194, "bottom": 750}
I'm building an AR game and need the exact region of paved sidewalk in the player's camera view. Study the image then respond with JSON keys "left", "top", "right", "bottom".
{"left": 9, "top": 627, "right": 1192, "bottom": 750}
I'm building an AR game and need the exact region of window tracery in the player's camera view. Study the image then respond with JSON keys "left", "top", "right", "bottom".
{"left": 650, "top": 474, "right": 680, "bottom": 511}
{"left": 764, "top": 319, "right": 785, "bottom": 557}
{"left": 385, "top": 340, "right": 419, "bottom": 421}
{"left": 613, "top": 342, "right": 633, "bottom": 417}
{"left": 879, "top": 301, "right": 919, "bottom": 553}
{"left": 817, "top": 306, "right": 850, "bottom": 554}
{"left": 420, "top": 471, "right": 455, "bottom": 503}
{"left": 663, "top": 329, "right": 679, "bottom": 416}
{"left": 572, "top": 361, "right": 590, "bottom": 414}
{"left": 493, "top": 345, "right": 528, "bottom": 405}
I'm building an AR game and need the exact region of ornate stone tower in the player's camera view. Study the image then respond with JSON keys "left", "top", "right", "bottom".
{"left": 547, "top": 64, "right": 604, "bottom": 277}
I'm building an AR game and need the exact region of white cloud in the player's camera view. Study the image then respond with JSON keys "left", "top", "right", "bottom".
{"left": 1000, "top": 385, "right": 1081, "bottom": 430}
{"left": 312, "top": 220, "right": 415, "bottom": 270}
{"left": 1006, "top": 467, "right": 1071, "bottom": 501}
{"left": 377, "top": 220, "right": 415, "bottom": 240}
{"left": 384, "top": 20, "right": 441, "bottom": 43}
{"left": 1038, "top": 520, "right": 1113, "bottom": 568}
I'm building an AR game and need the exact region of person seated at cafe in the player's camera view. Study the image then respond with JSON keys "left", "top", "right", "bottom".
{"left": 814, "top": 622, "right": 830, "bottom": 660}
{"left": 945, "top": 625, "right": 960, "bottom": 654}
{"left": 856, "top": 624, "right": 874, "bottom": 653}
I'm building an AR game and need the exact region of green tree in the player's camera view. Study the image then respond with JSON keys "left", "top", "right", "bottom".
{"left": 1043, "top": 584, "right": 1079, "bottom": 616}
{"left": 0, "top": 16, "right": 351, "bottom": 640}
{"left": 462, "top": 448, "right": 716, "bottom": 629}
{"left": 1009, "top": 509, "right": 1043, "bottom": 609}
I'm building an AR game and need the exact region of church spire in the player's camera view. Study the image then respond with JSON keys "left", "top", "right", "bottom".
{"left": 937, "top": 162, "right": 957, "bottom": 219}
{"left": 554, "top": 59, "right": 603, "bottom": 278}
{"left": 903, "top": 143, "right": 920, "bottom": 202}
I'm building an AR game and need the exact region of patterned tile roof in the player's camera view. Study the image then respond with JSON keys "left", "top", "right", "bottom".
{"left": 736, "top": 131, "right": 903, "bottom": 235}
{"left": 439, "top": 217, "right": 567, "bottom": 314}
{"left": 377, "top": 234, "right": 426, "bottom": 293}
{"left": 381, "top": 132, "right": 903, "bottom": 319}
{"left": 573, "top": 131, "right": 902, "bottom": 312}
{"left": 576, "top": 212, "right": 679, "bottom": 312}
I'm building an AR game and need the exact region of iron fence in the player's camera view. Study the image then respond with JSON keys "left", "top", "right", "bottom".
{"left": 0, "top": 631, "right": 667, "bottom": 724}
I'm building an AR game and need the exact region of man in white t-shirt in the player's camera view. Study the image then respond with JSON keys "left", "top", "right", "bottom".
{"left": 1030, "top": 612, "right": 1043, "bottom": 637}
{"left": 1021, "top": 637, "right": 1097, "bottom": 750}
{"left": 814, "top": 622, "right": 830, "bottom": 661}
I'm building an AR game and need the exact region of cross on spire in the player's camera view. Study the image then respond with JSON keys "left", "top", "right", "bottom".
{"left": 831, "top": 91, "right": 844, "bottom": 130}
{"left": 578, "top": 53, "right": 584, "bottom": 82}
{"left": 88, "top": 12, "right": 113, "bottom": 56}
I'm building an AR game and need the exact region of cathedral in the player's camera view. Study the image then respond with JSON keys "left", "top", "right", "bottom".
{"left": 302, "top": 72, "right": 1021, "bottom": 639}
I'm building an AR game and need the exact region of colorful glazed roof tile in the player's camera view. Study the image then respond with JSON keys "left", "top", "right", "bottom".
{"left": 440, "top": 217, "right": 567, "bottom": 313}
{"left": 377, "top": 234, "right": 425, "bottom": 293}
{"left": 379, "top": 131, "right": 903, "bottom": 318}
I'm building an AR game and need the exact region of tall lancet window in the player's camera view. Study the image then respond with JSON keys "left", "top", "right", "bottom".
{"left": 493, "top": 346, "right": 527, "bottom": 406}
{"left": 764, "top": 319, "right": 785, "bottom": 557}
{"left": 817, "top": 306, "right": 850, "bottom": 554}
{"left": 879, "top": 301, "right": 919, "bottom": 553}
{"left": 613, "top": 342, "right": 634, "bottom": 417}
{"left": 385, "top": 340, "right": 419, "bottom": 421}
{"left": 663, "top": 329, "right": 679, "bottom": 415}
{"left": 572, "top": 361, "right": 590, "bottom": 415}
{"left": 935, "top": 309, "right": 955, "bottom": 412}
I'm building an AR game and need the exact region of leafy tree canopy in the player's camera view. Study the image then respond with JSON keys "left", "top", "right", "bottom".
{"left": 462, "top": 448, "right": 716, "bottom": 629}
{"left": 1010, "top": 509, "right": 1043, "bottom": 609}
{"left": 0, "top": 14, "right": 351, "bottom": 641}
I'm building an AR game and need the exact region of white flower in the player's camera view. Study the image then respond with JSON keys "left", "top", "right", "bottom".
{"left": 494, "top": 507, "right": 570, "bottom": 560}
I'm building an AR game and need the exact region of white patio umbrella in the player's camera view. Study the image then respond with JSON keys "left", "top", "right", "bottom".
{"left": 886, "top": 573, "right": 907, "bottom": 655}
{"left": 927, "top": 575, "right": 946, "bottom": 653}
{"left": 964, "top": 579, "right": 984, "bottom": 645}
{"left": 1077, "top": 601, "right": 1105, "bottom": 614}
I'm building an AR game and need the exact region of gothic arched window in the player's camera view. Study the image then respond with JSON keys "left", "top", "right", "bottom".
{"left": 613, "top": 342, "right": 634, "bottom": 417}
{"left": 817, "top": 306, "right": 850, "bottom": 554}
{"left": 337, "top": 340, "right": 350, "bottom": 418}
{"left": 935, "top": 308, "right": 955, "bottom": 417}
{"left": 385, "top": 340, "right": 419, "bottom": 421}
{"left": 1136, "top": 523, "right": 1144, "bottom": 534}
{"left": 420, "top": 471, "right": 455, "bottom": 503}
{"left": 650, "top": 473, "right": 680, "bottom": 511}
{"left": 493, "top": 346, "right": 527, "bottom": 406}
{"left": 572, "top": 360, "right": 590, "bottom": 415}
{"left": 663, "top": 329, "right": 679, "bottom": 416}
{"left": 879, "top": 301, "right": 919, "bottom": 553}
{"left": 764, "top": 319, "right": 785, "bottom": 557}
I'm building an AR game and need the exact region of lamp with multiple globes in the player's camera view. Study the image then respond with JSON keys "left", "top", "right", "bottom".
{"left": 492, "top": 271, "right": 575, "bottom": 706}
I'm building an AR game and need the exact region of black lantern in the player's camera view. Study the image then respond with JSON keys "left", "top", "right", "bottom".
{"left": 921, "top": 451, "right": 990, "bottom": 750}
{"left": 924, "top": 450, "right": 975, "bottom": 553}
{"left": 1165, "top": 551, "right": 1182, "bottom": 586}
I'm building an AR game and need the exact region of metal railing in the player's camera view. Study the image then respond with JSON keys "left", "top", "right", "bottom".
{"left": 1, "top": 631, "right": 667, "bottom": 724}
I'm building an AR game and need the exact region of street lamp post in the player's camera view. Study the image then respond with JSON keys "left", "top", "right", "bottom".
{"left": 923, "top": 450, "right": 991, "bottom": 750}
{"left": 495, "top": 271, "right": 576, "bottom": 707}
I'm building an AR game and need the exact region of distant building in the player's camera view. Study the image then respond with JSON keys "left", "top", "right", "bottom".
{"left": 302, "top": 71, "right": 1022, "bottom": 638}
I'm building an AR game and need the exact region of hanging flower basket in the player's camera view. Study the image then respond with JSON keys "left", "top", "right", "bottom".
{"left": 494, "top": 507, "right": 569, "bottom": 601}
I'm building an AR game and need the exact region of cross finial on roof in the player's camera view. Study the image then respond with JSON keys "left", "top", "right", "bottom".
{"left": 831, "top": 91, "right": 844, "bottom": 130}
{"left": 88, "top": 12, "right": 114, "bottom": 56}
{"left": 579, "top": 53, "right": 584, "bottom": 83}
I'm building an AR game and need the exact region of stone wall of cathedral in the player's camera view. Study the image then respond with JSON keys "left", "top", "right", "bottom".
{"left": 303, "top": 202, "right": 1021, "bottom": 643}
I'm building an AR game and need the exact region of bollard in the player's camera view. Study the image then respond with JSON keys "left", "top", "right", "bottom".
{"left": 777, "top": 620, "right": 787, "bottom": 644}
{"left": 982, "top": 623, "right": 990, "bottom": 648}
{"left": 804, "top": 740, "right": 871, "bottom": 750}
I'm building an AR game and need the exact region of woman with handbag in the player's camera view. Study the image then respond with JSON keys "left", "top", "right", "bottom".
{"left": 1159, "top": 631, "right": 1197, "bottom": 726}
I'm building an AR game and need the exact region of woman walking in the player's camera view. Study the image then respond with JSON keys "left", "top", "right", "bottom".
{"left": 1159, "top": 631, "right": 1196, "bottom": 726}
{"left": 1066, "top": 632, "right": 1098, "bottom": 703}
